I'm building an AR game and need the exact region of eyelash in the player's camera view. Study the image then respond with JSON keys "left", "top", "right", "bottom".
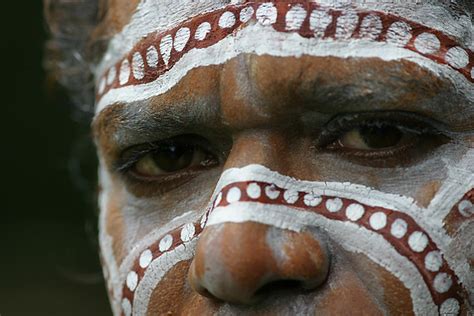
{"left": 116, "top": 112, "right": 450, "bottom": 177}
{"left": 315, "top": 111, "right": 450, "bottom": 164}
{"left": 115, "top": 135, "right": 218, "bottom": 175}
{"left": 318, "top": 112, "right": 444, "bottom": 142}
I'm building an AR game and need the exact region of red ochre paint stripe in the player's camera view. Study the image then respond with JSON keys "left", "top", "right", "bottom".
{"left": 117, "top": 182, "right": 470, "bottom": 315}
{"left": 97, "top": 1, "right": 474, "bottom": 102}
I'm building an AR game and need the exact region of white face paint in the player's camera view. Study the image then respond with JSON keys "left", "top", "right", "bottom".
{"left": 95, "top": 1, "right": 473, "bottom": 315}
{"left": 99, "top": 156, "right": 473, "bottom": 315}
{"left": 94, "top": 0, "right": 474, "bottom": 113}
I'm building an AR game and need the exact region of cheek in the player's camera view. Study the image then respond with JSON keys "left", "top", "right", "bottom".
{"left": 342, "top": 251, "right": 414, "bottom": 315}
{"left": 146, "top": 260, "right": 221, "bottom": 315}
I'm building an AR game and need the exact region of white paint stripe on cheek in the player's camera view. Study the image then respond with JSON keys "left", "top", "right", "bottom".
{"left": 116, "top": 210, "right": 200, "bottom": 285}
{"left": 132, "top": 240, "right": 197, "bottom": 316}
{"left": 428, "top": 149, "right": 474, "bottom": 221}
{"left": 98, "top": 166, "right": 122, "bottom": 315}
{"left": 206, "top": 202, "right": 438, "bottom": 315}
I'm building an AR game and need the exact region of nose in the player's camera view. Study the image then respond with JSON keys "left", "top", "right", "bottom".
{"left": 188, "top": 222, "right": 330, "bottom": 304}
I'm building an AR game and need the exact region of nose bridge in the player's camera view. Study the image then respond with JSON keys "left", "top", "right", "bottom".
{"left": 225, "top": 129, "right": 291, "bottom": 172}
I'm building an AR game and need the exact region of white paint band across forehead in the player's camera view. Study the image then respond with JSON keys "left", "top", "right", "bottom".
{"left": 95, "top": 1, "right": 474, "bottom": 113}
{"left": 97, "top": 0, "right": 473, "bottom": 69}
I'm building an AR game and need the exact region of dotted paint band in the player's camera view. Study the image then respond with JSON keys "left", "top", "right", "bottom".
{"left": 119, "top": 221, "right": 204, "bottom": 316}
{"left": 96, "top": 1, "right": 474, "bottom": 103}
{"left": 115, "top": 183, "right": 472, "bottom": 315}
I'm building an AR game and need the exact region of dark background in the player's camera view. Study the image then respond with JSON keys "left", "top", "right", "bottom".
{"left": 1, "top": 2, "right": 111, "bottom": 315}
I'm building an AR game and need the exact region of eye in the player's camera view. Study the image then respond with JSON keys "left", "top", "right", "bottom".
{"left": 118, "top": 135, "right": 219, "bottom": 180}
{"left": 336, "top": 124, "right": 408, "bottom": 150}
{"left": 320, "top": 112, "right": 450, "bottom": 165}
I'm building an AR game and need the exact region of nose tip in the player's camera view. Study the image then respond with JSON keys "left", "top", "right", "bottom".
{"left": 188, "top": 222, "right": 329, "bottom": 304}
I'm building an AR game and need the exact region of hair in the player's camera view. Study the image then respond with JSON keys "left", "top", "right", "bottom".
{"left": 44, "top": 0, "right": 108, "bottom": 116}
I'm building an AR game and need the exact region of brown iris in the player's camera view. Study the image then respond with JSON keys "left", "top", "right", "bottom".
{"left": 127, "top": 135, "right": 219, "bottom": 178}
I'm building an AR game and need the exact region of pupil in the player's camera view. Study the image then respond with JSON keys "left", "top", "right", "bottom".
{"left": 360, "top": 125, "right": 403, "bottom": 149}
{"left": 152, "top": 144, "right": 194, "bottom": 172}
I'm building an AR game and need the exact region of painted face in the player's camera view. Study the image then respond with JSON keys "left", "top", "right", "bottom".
{"left": 93, "top": 1, "right": 474, "bottom": 315}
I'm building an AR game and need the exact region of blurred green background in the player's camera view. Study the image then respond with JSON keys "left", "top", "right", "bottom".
{"left": 0, "top": 1, "right": 111, "bottom": 315}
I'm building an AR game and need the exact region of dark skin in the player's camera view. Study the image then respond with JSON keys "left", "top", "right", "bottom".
{"left": 94, "top": 54, "right": 472, "bottom": 314}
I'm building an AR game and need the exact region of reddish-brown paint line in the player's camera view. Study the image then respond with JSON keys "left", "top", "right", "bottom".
{"left": 120, "top": 221, "right": 205, "bottom": 316}
{"left": 210, "top": 181, "right": 464, "bottom": 312}
{"left": 97, "top": 1, "right": 474, "bottom": 102}
{"left": 444, "top": 189, "right": 474, "bottom": 235}
{"left": 116, "top": 182, "right": 470, "bottom": 315}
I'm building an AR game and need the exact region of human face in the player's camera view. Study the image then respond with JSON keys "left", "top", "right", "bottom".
{"left": 93, "top": 1, "right": 473, "bottom": 315}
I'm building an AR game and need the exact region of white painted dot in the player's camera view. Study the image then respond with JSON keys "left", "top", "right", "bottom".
{"left": 246, "top": 183, "right": 261, "bottom": 199}
{"left": 283, "top": 190, "right": 299, "bottom": 204}
{"left": 227, "top": 187, "right": 242, "bottom": 203}
{"left": 359, "top": 14, "right": 383, "bottom": 40}
{"left": 214, "top": 192, "right": 223, "bottom": 207}
{"left": 256, "top": 3, "right": 277, "bottom": 26}
{"left": 180, "top": 223, "right": 196, "bottom": 242}
{"left": 369, "top": 212, "right": 387, "bottom": 230}
{"left": 139, "top": 249, "right": 153, "bottom": 269}
{"left": 304, "top": 193, "right": 322, "bottom": 207}
{"left": 159, "top": 234, "right": 173, "bottom": 252}
{"left": 160, "top": 34, "right": 173, "bottom": 66}
{"left": 414, "top": 33, "right": 440, "bottom": 55}
{"left": 119, "top": 59, "right": 130, "bottom": 85}
{"left": 424, "top": 250, "right": 443, "bottom": 272}
{"left": 440, "top": 298, "right": 460, "bottom": 315}
{"left": 121, "top": 298, "right": 132, "bottom": 316}
{"left": 458, "top": 199, "right": 473, "bottom": 217}
{"left": 239, "top": 6, "right": 254, "bottom": 23}
{"left": 326, "top": 198, "right": 343, "bottom": 213}
{"left": 445, "top": 46, "right": 470, "bottom": 69}
{"left": 265, "top": 185, "right": 280, "bottom": 200}
{"left": 285, "top": 4, "right": 307, "bottom": 31}
{"left": 174, "top": 27, "right": 191, "bottom": 52}
{"left": 346, "top": 203, "right": 365, "bottom": 221}
{"left": 335, "top": 10, "right": 359, "bottom": 40}
{"left": 107, "top": 67, "right": 116, "bottom": 85}
{"left": 390, "top": 218, "right": 408, "bottom": 238}
{"left": 200, "top": 212, "right": 207, "bottom": 229}
{"left": 386, "top": 21, "right": 412, "bottom": 47}
{"left": 408, "top": 231, "right": 429, "bottom": 253}
{"left": 219, "top": 11, "right": 236, "bottom": 29}
{"left": 146, "top": 46, "right": 159, "bottom": 68}
{"left": 195, "top": 22, "right": 211, "bottom": 41}
{"left": 309, "top": 8, "right": 332, "bottom": 38}
{"left": 132, "top": 52, "right": 145, "bottom": 80}
{"left": 98, "top": 78, "right": 106, "bottom": 94}
{"left": 433, "top": 272, "right": 453, "bottom": 293}
{"left": 126, "top": 271, "right": 138, "bottom": 291}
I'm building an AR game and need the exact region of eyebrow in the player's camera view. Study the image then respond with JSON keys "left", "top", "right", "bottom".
{"left": 93, "top": 56, "right": 474, "bottom": 153}
{"left": 93, "top": 94, "right": 224, "bottom": 150}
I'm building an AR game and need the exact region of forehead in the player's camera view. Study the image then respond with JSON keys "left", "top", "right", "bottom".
{"left": 99, "top": 0, "right": 472, "bottom": 58}
{"left": 93, "top": 0, "right": 474, "bottom": 114}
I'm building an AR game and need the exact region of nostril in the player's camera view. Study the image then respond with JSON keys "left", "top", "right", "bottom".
{"left": 254, "top": 279, "right": 308, "bottom": 300}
